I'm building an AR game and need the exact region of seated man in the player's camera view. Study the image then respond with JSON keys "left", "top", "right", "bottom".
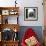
{"left": 21, "top": 28, "right": 41, "bottom": 46}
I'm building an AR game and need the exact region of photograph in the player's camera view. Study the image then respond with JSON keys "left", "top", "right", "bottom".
{"left": 24, "top": 7, "right": 38, "bottom": 21}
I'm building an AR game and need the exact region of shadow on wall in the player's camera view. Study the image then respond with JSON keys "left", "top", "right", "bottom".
{"left": 18, "top": 26, "right": 43, "bottom": 44}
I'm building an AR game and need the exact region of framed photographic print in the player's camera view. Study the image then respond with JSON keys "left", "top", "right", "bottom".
{"left": 24, "top": 7, "right": 38, "bottom": 21}
{"left": 2, "top": 10, "right": 9, "bottom": 15}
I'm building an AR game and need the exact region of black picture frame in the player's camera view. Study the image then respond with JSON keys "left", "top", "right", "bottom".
{"left": 24, "top": 7, "right": 38, "bottom": 21}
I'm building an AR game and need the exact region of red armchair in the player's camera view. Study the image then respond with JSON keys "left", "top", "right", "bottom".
{"left": 21, "top": 28, "right": 41, "bottom": 46}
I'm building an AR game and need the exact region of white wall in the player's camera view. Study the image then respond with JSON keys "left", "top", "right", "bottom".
{"left": 0, "top": 0, "right": 44, "bottom": 26}
{"left": 19, "top": 0, "right": 44, "bottom": 26}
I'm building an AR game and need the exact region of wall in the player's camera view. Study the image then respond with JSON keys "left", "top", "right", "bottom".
{"left": 18, "top": 26, "right": 43, "bottom": 44}
{"left": 0, "top": 0, "right": 44, "bottom": 26}
{"left": 19, "top": 0, "right": 44, "bottom": 26}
